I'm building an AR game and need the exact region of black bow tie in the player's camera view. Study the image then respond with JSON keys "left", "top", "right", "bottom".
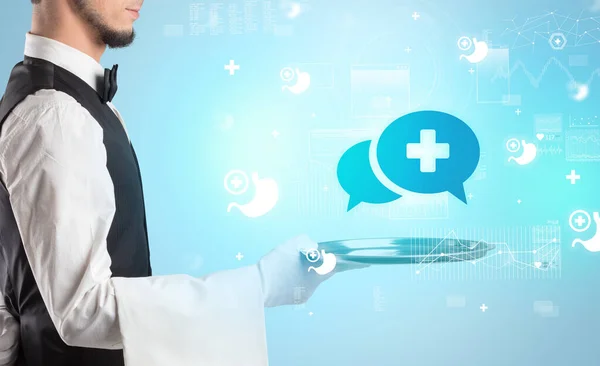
{"left": 101, "top": 64, "right": 118, "bottom": 104}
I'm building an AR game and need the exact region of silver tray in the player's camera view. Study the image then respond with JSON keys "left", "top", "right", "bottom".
{"left": 315, "top": 237, "right": 495, "bottom": 265}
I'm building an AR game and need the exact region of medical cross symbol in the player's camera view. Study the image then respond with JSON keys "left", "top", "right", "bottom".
{"left": 574, "top": 215, "right": 586, "bottom": 227}
{"left": 566, "top": 170, "right": 580, "bottom": 184}
{"left": 224, "top": 60, "right": 240, "bottom": 75}
{"left": 308, "top": 251, "right": 318, "bottom": 260}
{"left": 406, "top": 129, "right": 450, "bottom": 173}
{"left": 230, "top": 176, "right": 243, "bottom": 188}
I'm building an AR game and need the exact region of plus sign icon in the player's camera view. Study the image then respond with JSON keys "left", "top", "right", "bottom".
{"left": 223, "top": 170, "right": 249, "bottom": 195}
{"left": 569, "top": 210, "right": 592, "bottom": 233}
{"left": 548, "top": 32, "right": 567, "bottom": 50}
{"left": 304, "top": 248, "right": 321, "bottom": 263}
{"left": 337, "top": 111, "right": 480, "bottom": 210}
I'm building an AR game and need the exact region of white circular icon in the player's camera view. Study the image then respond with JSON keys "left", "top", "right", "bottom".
{"left": 506, "top": 138, "right": 521, "bottom": 153}
{"left": 457, "top": 36, "right": 472, "bottom": 51}
{"left": 280, "top": 67, "right": 295, "bottom": 82}
{"left": 569, "top": 210, "right": 591, "bottom": 233}
{"left": 224, "top": 170, "right": 249, "bottom": 195}
{"left": 305, "top": 248, "right": 321, "bottom": 263}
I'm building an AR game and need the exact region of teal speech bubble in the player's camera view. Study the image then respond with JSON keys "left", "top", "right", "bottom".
{"left": 376, "top": 111, "right": 480, "bottom": 203}
{"left": 337, "top": 140, "right": 401, "bottom": 211}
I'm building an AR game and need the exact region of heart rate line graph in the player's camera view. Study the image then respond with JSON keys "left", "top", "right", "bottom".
{"left": 538, "top": 145, "right": 564, "bottom": 156}
{"left": 565, "top": 129, "right": 600, "bottom": 161}
{"left": 411, "top": 226, "right": 561, "bottom": 280}
{"left": 491, "top": 57, "right": 600, "bottom": 88}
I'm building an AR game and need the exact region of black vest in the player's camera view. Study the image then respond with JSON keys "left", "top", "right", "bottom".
{"left": 0, "top": 56, "right": 152, "bottom": 365}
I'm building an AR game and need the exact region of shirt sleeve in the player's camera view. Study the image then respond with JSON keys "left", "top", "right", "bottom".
{"left": 111, "top": 267, "right": 269, "bottom": 366}
{"left": 0, "top": 91, "right": 124, "bottom": 349}
{"left": 1, "top": 91, "right": 269, "bottom": 366}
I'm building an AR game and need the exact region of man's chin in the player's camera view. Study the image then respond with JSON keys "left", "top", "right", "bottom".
{"left": 103, "top": 29, "right": 136, "bottom": 48}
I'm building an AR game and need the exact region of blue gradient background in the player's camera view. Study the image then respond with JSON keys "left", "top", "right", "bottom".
{"left": 1, "top": 0, "right": 599, "bottom": 365}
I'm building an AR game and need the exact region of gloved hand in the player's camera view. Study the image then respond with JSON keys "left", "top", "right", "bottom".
{"left": 256, "top": 234, "right": 369, "bottom": 308}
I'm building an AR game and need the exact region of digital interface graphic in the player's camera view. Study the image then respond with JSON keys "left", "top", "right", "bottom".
{"left": 3, "top": 1, "right": 599, "bottom": 365}
{"left": 410, "top": 225, "right": 561, "bottom": 280}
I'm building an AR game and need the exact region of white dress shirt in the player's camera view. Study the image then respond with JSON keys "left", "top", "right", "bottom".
{"left": 0, "top": 32, "right": 334, "bottom": 366}
{"left": 0, "top": 32, "right": 129, "bottom": 362}
{"left": 0, "top": 33, "right": 267, "bottom": 366}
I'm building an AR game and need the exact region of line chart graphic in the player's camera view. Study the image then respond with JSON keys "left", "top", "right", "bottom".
{"left": 491, "top": 57, "right": 600, "bottom": 88}
{"left": 537, "top": 145, "right": 564, "bottom": 156}
{"left": 565, "top": 129, "right": 600, "bottom": 161}
{"left": 410, "top": 225, "right": 561, "bottom": 280}
{"left": 569, "top": 114, "right": 599, "bottom": 127}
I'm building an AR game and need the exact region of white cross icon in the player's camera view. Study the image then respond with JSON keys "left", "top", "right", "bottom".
{"left": 515, "top": 109, "right": 521, "bottom": 115}
{"left": 566, "top": 170, "right": 580, "bottom": 184}
{"left": 224, "top": 60, "right": 240, "bottom": 75}
{"left": 406, "top": 129, "right": 450, "bottom": 173}
{"left": 411, "top": 12, "right": 420, "bottom": 20}
{"left": 574, "top": 215, "right": 586, "bottom": 227}
{"left": 405, "top": 46, "right": 412, "bottom": 53}
{"left": 480, "top": 304, "right": 488, "bottom": 312}
{"left": 230, "top": 176, "right": 243, "bottom": 188}
{"left": 235, "top": 252, "right": 244, "bottom": 260}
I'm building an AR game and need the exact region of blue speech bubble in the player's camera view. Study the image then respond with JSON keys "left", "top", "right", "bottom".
{"left": 375, "top": 111, "right": 480, "bottom": 203}
{"left": 337, "top": 140, "right": 402, "bottom": 211}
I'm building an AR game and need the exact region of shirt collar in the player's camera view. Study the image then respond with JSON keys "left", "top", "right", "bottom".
{"left": 23, "top": 32, "right": 105, "bottom": 94}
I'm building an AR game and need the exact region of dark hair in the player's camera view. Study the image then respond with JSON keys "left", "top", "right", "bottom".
{"left": 31, "top": 0, "right": 41, "bottom": 3}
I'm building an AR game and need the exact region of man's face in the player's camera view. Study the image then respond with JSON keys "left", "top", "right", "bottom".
{"left": 71, "top": 0, "right": 144, "bottom": 48}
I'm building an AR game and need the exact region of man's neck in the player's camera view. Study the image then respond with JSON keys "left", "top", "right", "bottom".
{"left": 30, "top": 7, "right": 106, "bottom": 63}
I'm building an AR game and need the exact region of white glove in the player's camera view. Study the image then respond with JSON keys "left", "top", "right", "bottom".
{"left": 256, "top": 234, "right": 369, "bottom": 308}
